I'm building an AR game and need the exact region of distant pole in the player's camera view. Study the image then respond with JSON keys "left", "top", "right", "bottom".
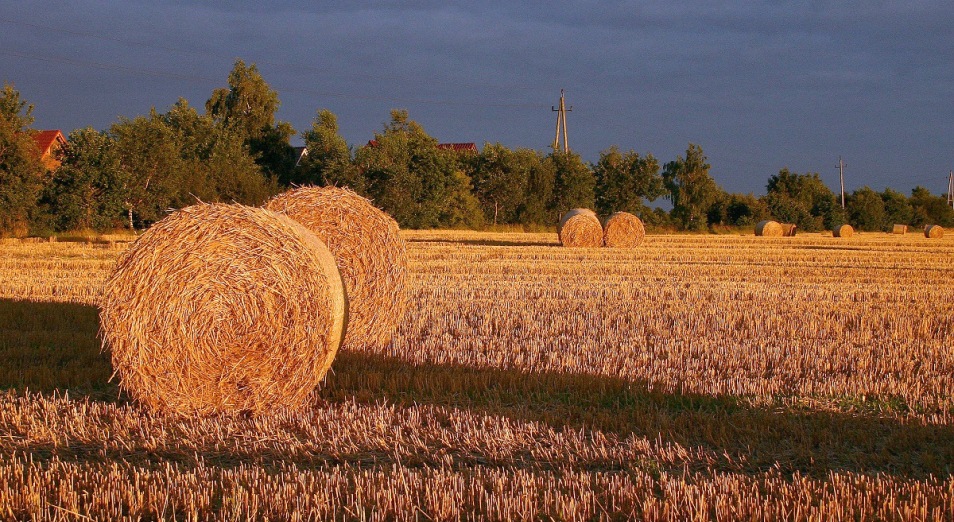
{"left": 948, "top": 170, "right": 954, "bottom": 208}
{"left": 551, "top": 89, "right": 573, "bottom": 154}
{"left": 836, "top": 156, "right": 846, "bottom": 209}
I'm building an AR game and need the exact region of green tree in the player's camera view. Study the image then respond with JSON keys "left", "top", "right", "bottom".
{"left": 594, "top": 146, "right": 664, "bottom": 218}
{"left": 355, "top": 109, "right": 482, "bottom": 229}
{"left": 662, "top": 143, "right": 720, "bottom": 231}
{"left": 44, "top": 128, "right": 125, "bottom": 231}
{"left": 881, "top": 188, "right": 913, "bottom": 229}
{"left": 0, "top": 84, "right": 44, "bottom": 236}
{"left": 516, "top": 153, "right": 555, "bottom": 226}
{"left": 471, "top": 143, "right": 538, "bottom": 225}
{"left": 549, "top": 152, "right": 595, "bottom": 220}
{"left": 763, "top": 169, "right": 842, "bottom": 231}
{"left": 910, "top": 186, "right": 954, "bottom": 227}
{"left": 296, "top": 109, "right": 362, "bottom": 191}
{"left": 845, "top": 186, "right": 886, "bottom": 232}
{"left": 206, "top": 60, "right": 296, "bottom": 181}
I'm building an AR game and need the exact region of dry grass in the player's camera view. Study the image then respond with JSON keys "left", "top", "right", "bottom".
{"left": 100, "top": 203, "right": 347, "bottom": 415}
{"left": 1, "top": 230, "right": 953, "bottom": 519}
{"left": 267, "top": 186, "right": 408, "bottom": 351}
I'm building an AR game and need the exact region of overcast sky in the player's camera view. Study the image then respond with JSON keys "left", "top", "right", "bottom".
{"left": 2, "top": 1, "right": 953, "bottom": 196}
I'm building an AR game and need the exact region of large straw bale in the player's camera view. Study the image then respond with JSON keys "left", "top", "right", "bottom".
{"left": 100, "top": 203, "right": 347, "bottom": 415}
{"left": 754, "top": 220, "right": 784, "bottom": 237}
{"left": 559, "top": 209, "right": 602, "bottom": 247}
{"left": 781, "top": 223, "right": 798, "bottom": 237}
{"left": 832, "top": 224, "right": 854, "bottom": 238}
{"left": 603, "top": 212, "right": 646, "bottom": 248}
{"left": 892, "top": 224, "right": 908, "bottom": 235}
{"left": 266, "top": 186, "right": 408, "bottom": 350}
{"left": 925, "top": 225, "right": 945, "bottom": 239}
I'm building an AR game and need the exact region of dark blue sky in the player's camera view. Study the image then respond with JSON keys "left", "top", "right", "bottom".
{"left": 2, "top": 1, "right": 953, "bottom": 196}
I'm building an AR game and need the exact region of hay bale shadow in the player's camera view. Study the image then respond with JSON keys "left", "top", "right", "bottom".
{"left": 0, "top": 299, "right": 117, "bottom": 401}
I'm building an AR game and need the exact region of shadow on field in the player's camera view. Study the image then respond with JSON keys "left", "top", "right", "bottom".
{"left": 321, "top": 350, "right": 954, "bottom": 478}
{"left": 0, "top": 299, "right": 117, "bottom": 400}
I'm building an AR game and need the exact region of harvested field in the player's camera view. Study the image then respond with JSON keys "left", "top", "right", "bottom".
{"left": 1, "top": 230, "right": 954, "bottom": 520}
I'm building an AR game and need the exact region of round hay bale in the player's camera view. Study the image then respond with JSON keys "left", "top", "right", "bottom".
{"left": 925, "top": 225, "right": 945, "bottom": 239}
{"left": 266, "top": 186, "right": 408, "bottom": 351}
{"left": 832, "top": 224, "right": 854, "bottom": 238}
{"left": 559, "top": 209, "right": 602, "bottom": 247}
{"left": 100, "top": 203, "right": 347, "bottom": 415}
{"left": 603, "top": 212, "right": 646, "bottom": 248}
{"left": 754, "top": 220, "right": 784, "bottom": 237}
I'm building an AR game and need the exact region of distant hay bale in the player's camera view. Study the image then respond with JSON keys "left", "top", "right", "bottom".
{"left": 266, "top": 186, "right": 408, "bottom": 351}
{"left": 559, "top": 209, "right": 603, "bottom": 247}
{"left": 603, "top": 212, "right": 646, "bottom": 248}
{"left": 781, "top": 223, "right": 798, "bottom": 237}
{"left": 100, "top": 203, "right": 347, "bottom": 415}
{"left": 754, "top": 220, "right": 783, "bottom": 237}
{"left": 892, "top": 224, "right": 908, "bottom": 235}
{"left": 925, "top": 225, "right": 945, "bottom": 239}
{"left": 832, "top": 224, "right": 854, "bottom": 238}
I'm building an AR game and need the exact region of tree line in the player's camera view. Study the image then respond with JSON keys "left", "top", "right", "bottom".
{"left": 2, "top": 60, "right": 953, "bottom": 237}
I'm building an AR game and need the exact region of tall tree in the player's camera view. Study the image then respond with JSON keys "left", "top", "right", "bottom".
{"left": 881, "top": 187, "right": 913, "bottom": 229}
{"left": 910, "top": 186, "right": 954, "bottom": 227}
{"left": 355, "top": 109, "right": 482, "bottom": 229}
{"left": 594, "top": 146, "right": 664, "bottom": 217}
{"left": 0, "top": 83, "right": 44, "bottom": 236}
{"left": 846, "top": 186, "right": 886, "bottom": 232}
{"left": 206, "top": 60, "right": 296, "bottom": 181}
{"left": 763, "top": 169, "right": 842, "bottom": 231}
{"left": 471, "top": 143, "right": 536, "bottom": 225}
{"left": 517, "top": 153, "right": 555, "bottom": 226}
{"left": 549, "top": 152, "right": 595, "bottom": 220}
{"left": 44, "top": 127, "right": 125, "bottom": 231}
{"left": 662, "top": 143, "right": 720, "bottom": 231}
{"left": 297, "top": 109, "right": 362, "bottom": 190}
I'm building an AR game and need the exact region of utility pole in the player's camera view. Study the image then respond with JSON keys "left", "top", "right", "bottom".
{"left": 947, "top": 170, "right": 954, "bottom": 208}
{"left": 551, "top": 89, "right": 572, "bottom": 154}
{"left": 836, "top": 156, "right": 846, "bottom": 209}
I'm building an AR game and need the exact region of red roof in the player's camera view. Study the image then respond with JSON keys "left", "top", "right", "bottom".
{"left": 33, "top": 130, "right": 66, "bottom": 155}
{"left": 437, "top": 143, "right": 478, "bottom": 153}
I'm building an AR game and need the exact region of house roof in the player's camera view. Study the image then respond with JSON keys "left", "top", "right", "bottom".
{"left": 437, "top": 142, "right": 479, "bottom": 153}
{"left": 33, "top": 130, "right": 66, "bottom": 155}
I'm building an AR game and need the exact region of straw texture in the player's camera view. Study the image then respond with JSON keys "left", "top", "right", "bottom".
{"left": 832, "top": 224, "right": 854, "bottom": 238}
{"left": 602, "top": 212, "right": 646, "bottom": 248}
{"left": 892, "top": 224, "right": 907, "bottom": 235}
{"left": 755, "top": 220, "right": 784, "bottom": 237}
{"left": 100, "top": 203, "right": 347, "bottom": 415}
{"left": 558, "top": 209, "right": 603, "bottom": 248}
{"left": 925, "top": 225, "right": 945, "bottom": 239}
{"left": 781, "top": 224, "right": 798, "bottom": 237}
{"left": 266, "top": 186, "right": 408, "bottom": 351}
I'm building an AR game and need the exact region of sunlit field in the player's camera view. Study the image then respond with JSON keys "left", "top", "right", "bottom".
{"left": 1, "top": 230, "right": 953, "bottom": 520}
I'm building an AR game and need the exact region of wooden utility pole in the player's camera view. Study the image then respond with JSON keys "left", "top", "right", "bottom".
{"left": 947, "top": 170, "right": 954, "bottom": 208}
{"left": 836, "top": 156, "right": 847, "bottom": 209}
{"left": 551, "top": 89, "right": 572, "bottom": 154}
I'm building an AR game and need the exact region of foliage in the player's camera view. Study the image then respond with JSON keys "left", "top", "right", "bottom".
{"left": 909, "top": 186, "right": 954, "bottom": 227}
{"left": 880, "top": 188, "right": 913, "bottom": 230}
{"left": 470, "top": 143, "right": 540, "bottom": 225}
{"left": 205, "top": 60, "right": 296, "bottom": 181}
{"left": 549, "top": 152, "right": 595, "bottom": 219}
{"left": 662, "top": 143, "right": 720, "bottom": 231}
{"left": 846, "top": 187, "right": 886, "bottom": 232}
{"left": 44, "top": 128, "right": 125, "bottom": 231}
{"left": 764, "top": 169, "right": 842, "bottom": 231}
{"left": 356, "top": 110, "right": 483, "bottom": 229}
{"left": 0, "top": 84, "right": 45, "bottom": 236}
{"left": 594, "top": 146, "right": 664, "bottom": 218}
{"left": 296, "top": 109, "right": 362, "bottom": 191}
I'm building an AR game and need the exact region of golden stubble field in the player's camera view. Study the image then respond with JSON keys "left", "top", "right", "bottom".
{"left": 0, "top": 230, "right": 953, "bottom": 520}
